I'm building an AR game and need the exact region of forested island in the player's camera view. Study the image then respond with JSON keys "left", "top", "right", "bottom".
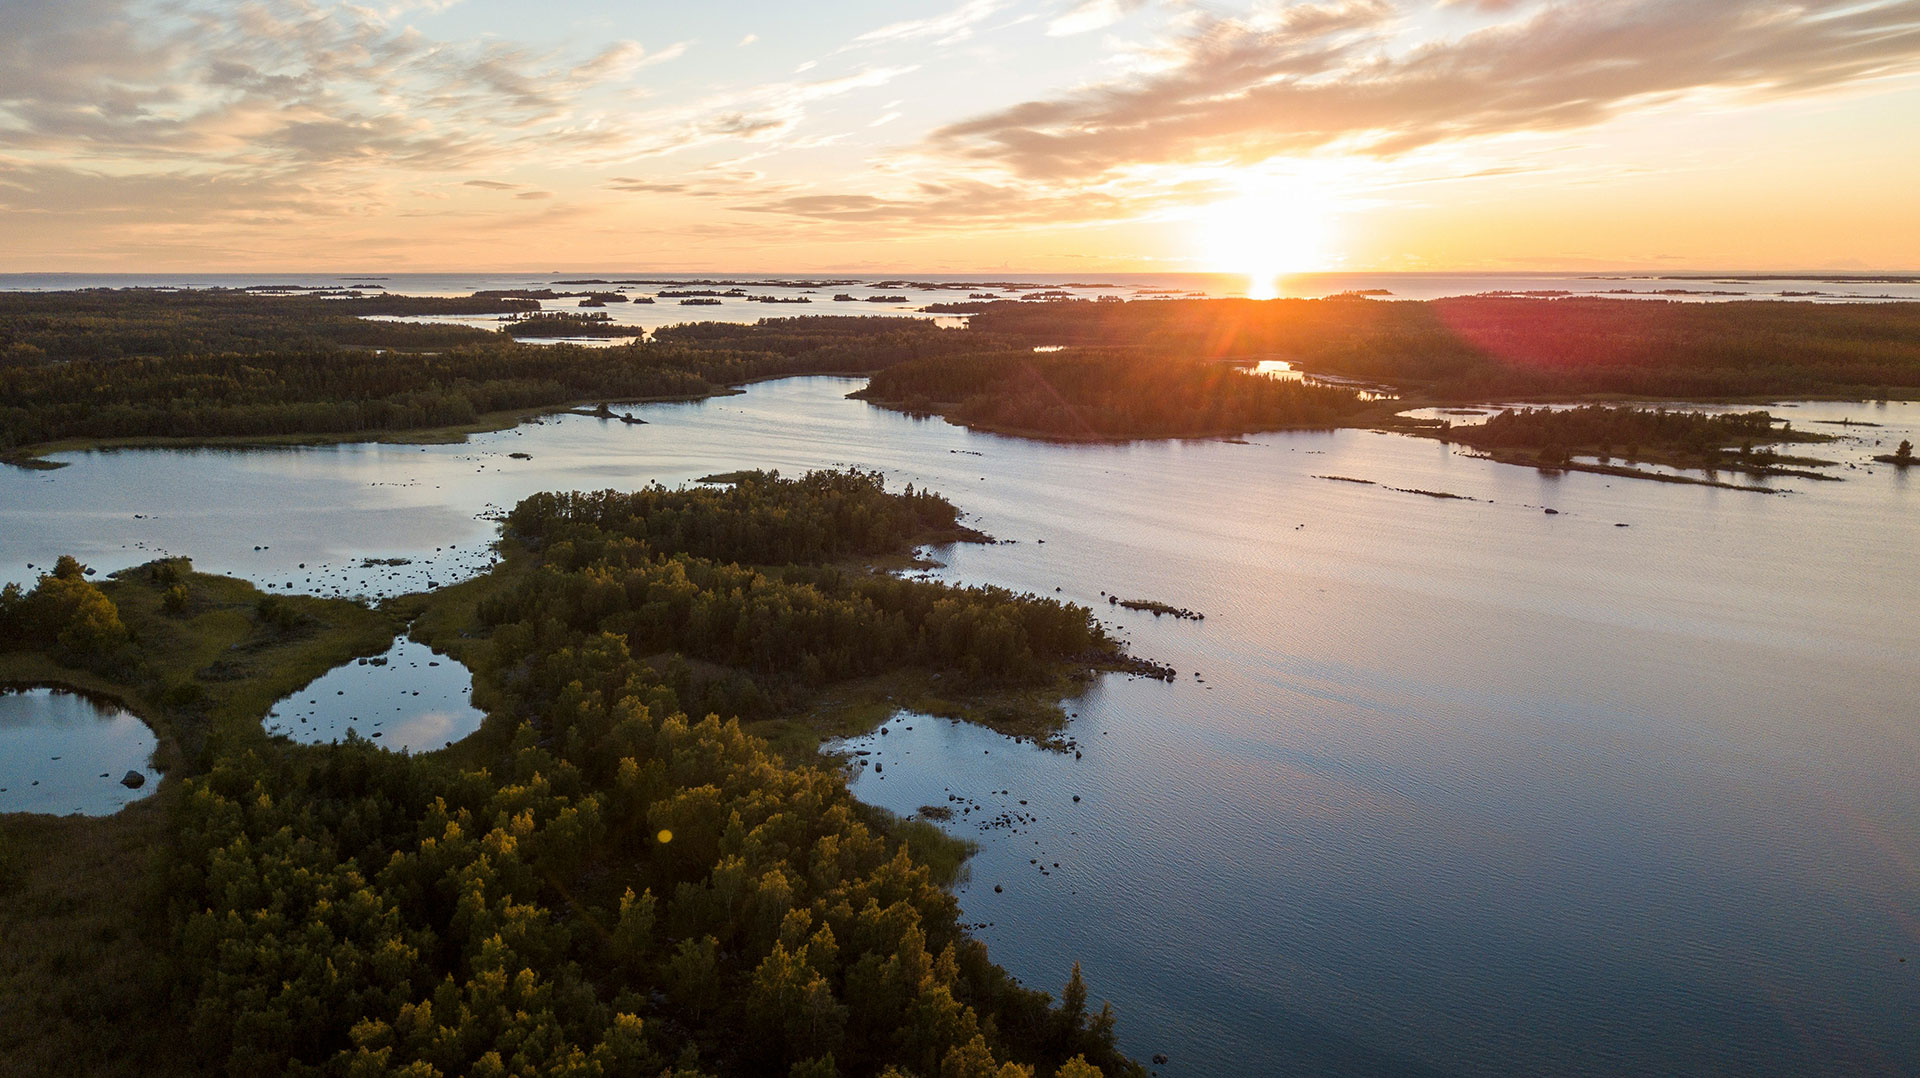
{"left": 1432, "top": 405, "right": 1841, "bottom": 484}
{"left": 943, "top": 296, "right": 1920, "bottom": 400}
{"left": 8, "top": 289, "right": 1918, "bottom": 470}
{"left": 853, "top": 350, "right": 1375, "bottom": 440}
{"left": 1, "top": 470, "right": 1146, "bottom": 1076}
{"left": 0, "top": 296, "right": 987, "bottom": 464}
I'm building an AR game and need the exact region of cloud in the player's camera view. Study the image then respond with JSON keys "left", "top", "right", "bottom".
{"left": 934, "top": 0, "right": 1920, "bottom": 179}
{"left": 0, "top": 0, "right": 674, "bottom": 171}
{"left": 607, "top": 177, "right": 688, "bottom": 194}
{"left": 847, "top": 0, "right": 1011, "bottom": 49}
{"left": 732, "top": 173, "right": 1219, "bottom": 233}
{"left": 606, "top": 65, "right": 919, "bottom": 160}
{"left": 1047, "top": 0, "right": 1148, "bottom": 37}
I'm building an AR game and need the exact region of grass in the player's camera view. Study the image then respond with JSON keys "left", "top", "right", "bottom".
{"left": 875, "top": 810, "right": 978, "bottom": 889}
{"left": 2, "top": 563, "right": 401, "bottom": 771}
{"left": 0, "top": 798, "right": 193, "bottom": 1078}
{"left": 751, "top": 664, "right": 1102, "bottom": 764}
{"left": 0, "top": 563, "right": 407, "bottom": 1073}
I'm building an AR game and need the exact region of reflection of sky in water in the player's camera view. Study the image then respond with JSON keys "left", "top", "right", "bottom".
{"left": 1, "top": 378, "right": 1918, "bottom": 1075}
{"left": 0, "top": 687, "right": 160, "bottom": 816}
{"left": 265, "top": 636, "right": 481, "bottom": 753}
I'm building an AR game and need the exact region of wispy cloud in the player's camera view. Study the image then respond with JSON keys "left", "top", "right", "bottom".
{"left": 935, "top": 0, "right": 1920, "bottom": 179}
{"left": 847, "top": 0, "right": 1012, "bottom": 49}
{"left": 1047, "top": 0, "right": 1149, "bottom": 37}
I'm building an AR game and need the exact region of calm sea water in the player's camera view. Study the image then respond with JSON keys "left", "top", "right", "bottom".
{"left": 3, "top": 269, "right": 1915, "bottom": 314}
{"left": 1, "top": 380, "right": 1917, "bottom": 1074}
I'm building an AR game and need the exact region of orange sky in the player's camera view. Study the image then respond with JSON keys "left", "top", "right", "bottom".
{"left": 2, "top": 0, "right": 1917, "bottom": 272}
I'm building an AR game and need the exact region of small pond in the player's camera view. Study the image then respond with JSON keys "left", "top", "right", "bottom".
{"left": 264, "top": 636, "right": 483, "bottom": 753}
{"left": 0, "top": 686, "right": 161, "bottom": 815}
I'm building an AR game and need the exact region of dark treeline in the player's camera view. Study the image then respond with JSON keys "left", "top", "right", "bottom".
{"left": 651, "top": 318, "right": 993, "bottom": 376}
{"left": 1441, "top": 405, "right": 1832, "bottom": 469}
{"left": 492, "top": 471, "right": 1099, "bottom": 718}
{"left": 0, "top": 288, "right": 533, "bottom": 361}
{"left": 0, "top": 291, "right": 991, "bottom": 453}
{"left": 854, "top": 350, "right": 1369, "bottom": 439}
{"left": 957, "top": 297, "right": 1920, "bottom": 399}
{"left": 0, "top": 344, "right": 721, "bottom": 448}
{"left": 505, "top": 313, "right": 646, "bottom": 338}
{"left": 1452, "top": 406, "right": 1803, "bottom": 454}
{"left": 166, "top": 470, "right": 1140, "bottom": 1076}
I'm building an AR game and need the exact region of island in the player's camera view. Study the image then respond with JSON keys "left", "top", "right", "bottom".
{"left": 0, "top": 471, "right": 1146, "bottom": 1077}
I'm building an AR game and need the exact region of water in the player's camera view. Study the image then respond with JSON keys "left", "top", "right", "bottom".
{"left": 4, "top": 270, "right": 1915, "bottom": 315}
{"left": 2, "top": 379, "right": 1917, "bottom": 1074}
{"left": 263, "top": 636, "right": 482, "bottom": 754}
{"left": 0, "top": 687, "right": 161, "bottom": 816}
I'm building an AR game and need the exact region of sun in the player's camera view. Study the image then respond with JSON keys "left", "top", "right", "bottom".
{"left": 1194, "top": 179, "right": 1342, "bottom": 298}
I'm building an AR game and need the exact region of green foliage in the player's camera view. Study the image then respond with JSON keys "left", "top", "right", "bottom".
{"left": 0, "top": 287, "right": 522, "bottom": 361}
{"left": 0, "top": 293, "right": 990, "bottom": 453}
{"left": 505, "top": 469, "right": 980, "bottom": 565}
{"left": 254, "top": 594, "right": 316, "bottom": 633}
{"left": 0, "top": 582, "right": 24, "bottom": 650}
{"left": 0, "top": 558, "right": 130, "bottom": 664}
{"left": 856, "top": 351, "right": 1366, "bottom": 439}
{"left": 488, "top": 473, "right": 1103, "bottom": 721}
{"left": 1454, "top": 406, "right": 1796, "bottom": 454}
{"left": 163, "top": 471, "right": 1141, "bottom": 1077}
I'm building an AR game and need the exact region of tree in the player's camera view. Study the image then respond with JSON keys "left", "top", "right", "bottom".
{"left": 1896, "top": 439, "right": 1914, "bottom": 464}
{"left": 58, "top": 585, "right": 129, "bottom": 654}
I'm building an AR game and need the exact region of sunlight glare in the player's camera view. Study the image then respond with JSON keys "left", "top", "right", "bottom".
{"left": 1195, "top": 179, "right": 1342, "bottom": 299}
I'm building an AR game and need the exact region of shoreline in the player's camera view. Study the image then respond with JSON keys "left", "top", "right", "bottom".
{"left": 0, "top": 370, "right": 902, "bottom": 470}
{"left": 4, "top": 364, "right": 1899, "bottom": 492}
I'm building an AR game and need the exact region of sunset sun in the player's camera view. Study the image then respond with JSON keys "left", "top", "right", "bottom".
{"left": 1195, "top": 180, "right": 1343, "bottom": 298}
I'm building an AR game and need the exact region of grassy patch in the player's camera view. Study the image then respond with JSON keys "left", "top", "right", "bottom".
{"left": 753, "top": 664, "right": 1099, "bottom": 762}
{"left": 879, "top": 810, "right": 978, "bottom": 889}
{"left": 3, "top": 560, "right": 401, "bottom": 771}
{"left": 0, "top": 799, "right": 193, "bottom": 1078}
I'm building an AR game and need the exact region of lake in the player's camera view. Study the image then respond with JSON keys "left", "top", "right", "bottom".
{"left": 1, "top": 378, "right": 1916, "bottom": 1075}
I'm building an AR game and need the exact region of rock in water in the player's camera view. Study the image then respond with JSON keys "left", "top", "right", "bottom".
{"left": 120, "top": 770, "right": 145, "bottom": 789}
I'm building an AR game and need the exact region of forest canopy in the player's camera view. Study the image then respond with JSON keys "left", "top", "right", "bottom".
{"left": 955, "top": 297, "right": 1920, "bottom": 400}
{"left": 0, "top": 292, "right": 985, "bottom": 455}
{"left": 157, "top": 470, "right": 1143, "bottom": 1076}
{"left": 853, "top": 350, "right": 1371, "bottom": 440}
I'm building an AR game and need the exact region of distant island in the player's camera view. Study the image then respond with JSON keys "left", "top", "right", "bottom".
{"left": 5, "top": 288, "right": 1916, "bottom": 485}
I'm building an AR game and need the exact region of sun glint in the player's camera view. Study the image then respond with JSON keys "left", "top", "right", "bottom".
{"left": 1194, "top": 180, "right": 1342, "bottom": 299}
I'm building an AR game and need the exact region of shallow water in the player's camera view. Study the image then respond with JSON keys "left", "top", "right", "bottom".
{"left": 2, "top": 379, "right": 1918, "bottom": 1074}
{"left": 0, "top": 687, "right": 160, "bottom": 815}
{"left": 263, "top": 636, "right": 482, "bottom": 753}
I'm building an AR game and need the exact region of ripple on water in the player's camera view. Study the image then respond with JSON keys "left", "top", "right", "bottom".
{"left": 265, "top": 636, "right": 483, "bottom": 753}
{"left": 0, "top": 687, "right": 161, "bottom": 816}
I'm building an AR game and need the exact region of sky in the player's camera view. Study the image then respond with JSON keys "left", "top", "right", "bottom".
{"left": 2, "top": 0, "right": 1918, "bottom": 273}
